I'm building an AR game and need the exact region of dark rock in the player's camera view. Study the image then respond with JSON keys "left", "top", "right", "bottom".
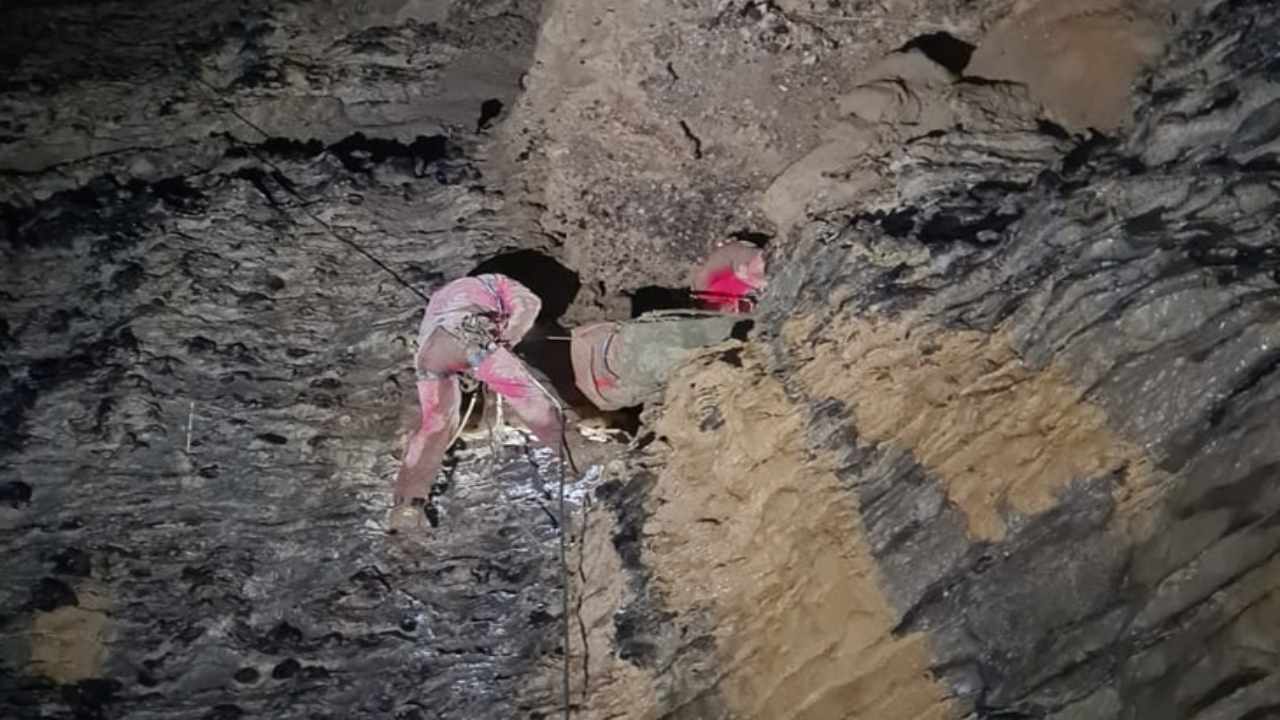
{"left": 29, "top": 577, "right": 78, "bottom": 611}
{"left": 0, "top": 479, "right": 32, "bottom": 507}
{"left": 0, "top": 1, "right": 560, "bottom": 717}
{"left": 271, "top": 658, "right": 301, "bottom": 680}
{"left": 50, "top": 548, "right": 92, "bottom": 577}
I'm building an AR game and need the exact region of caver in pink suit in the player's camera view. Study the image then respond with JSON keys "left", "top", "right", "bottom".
{"left": 690, "top": 241, "right": 766, "bottom": 313}
{"left": 394, "top": 274, "right": 564, "bottom": 505}
{"left": 569, "top": 244, "right": 767, "bottom": 411}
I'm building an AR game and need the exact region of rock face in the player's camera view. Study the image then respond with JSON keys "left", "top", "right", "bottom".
{"left": 1, "top": 2, "right": 573, "bottom": 718}
{"left": 3, "top": 0, "right": 1280, "bottom": 720}
{"left": 498, "top": 0, "right": 1025, "bottom": 320}
{"left": 566, "top": 1, "right": 1280, "bottom": 719}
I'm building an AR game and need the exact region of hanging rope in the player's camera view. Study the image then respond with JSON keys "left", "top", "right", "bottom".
{"left": 556, "top": 413, "right": 573, "bottom": 720}
{"left": 188, "top": 75, "right": 430, "bottom": 304}
{"left": 507, "top": 367, "right": 577, "bottom": 719}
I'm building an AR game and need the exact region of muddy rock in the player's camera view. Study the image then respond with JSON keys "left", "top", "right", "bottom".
{"left": 498, "top": 0, "right": 1023, "bottom": 321}
{"left": 966, "top": 0, "right": 1176, "bottom": 132}
{"left": 567, "top": 1, "right": 1280, "bottom": 718}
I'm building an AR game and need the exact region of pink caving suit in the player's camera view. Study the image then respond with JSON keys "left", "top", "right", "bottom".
{"left": 393, "top": 274, "right": 564, "bottom": 505}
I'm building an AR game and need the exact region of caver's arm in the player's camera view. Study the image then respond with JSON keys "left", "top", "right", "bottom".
{"left": 393, "top": 376, "right": 462, "bottom": 504}
{"left": 422, "top": 274, "right": 542, "bottom": 347}
{"left": 479, "top": 274, "right": 541, "bottom": 346}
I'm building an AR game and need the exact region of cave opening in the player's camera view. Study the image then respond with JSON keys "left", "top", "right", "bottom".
{"left": 476, "top": 98, "right": 504, "bottom": 132}
{"left": 628, "top": 285, "right": 696, "bottom": 318}
{"left": 728, "top": 229, "right": 772, "bottom": 248}
{"left": 898, "top": 31, "right": 977, "bottom": 75}
{"left": 468, "top": 249, "right": 580, "bottom": 323}
{"left": 465, "top": 249, "right": 591, "bottom": 414}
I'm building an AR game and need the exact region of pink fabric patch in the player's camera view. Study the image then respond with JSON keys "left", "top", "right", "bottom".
{"left": 473, "top": 352, "right": 532, "bottom": 400}
{"left": 701, "top": 268, "right": 755, "bottom": 310}
{"left": 473, "top": 347, "right": 563, "bottom": 447}
{"left": 405, "top": 430, "right": 428, "bottom": 466}
{"left": 417, "top": 379, "right": 452, "bottom": 434}
{"left": 484, "top": 376, "right": 529, "bottom": 399}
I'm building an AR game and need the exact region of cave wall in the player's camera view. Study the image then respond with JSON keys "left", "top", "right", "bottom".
{"left": 497, "top": 0, "right": 1025, "bottom": 321}
{"left": 4, "top": 0, "right": 1280, "bottom": 719}
{"left": 1, "top": 2, "right": 575, "bottom": 719}
{"left": 564, "top": 1, "right": 1280, "bottom": 719}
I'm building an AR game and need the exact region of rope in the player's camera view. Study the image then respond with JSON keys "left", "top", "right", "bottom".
{"left": 446, "top": 391, "right": 479, "bottom": 449}
{"left": 556, "top": 415, "right": 573, "bottom": 720}
{"left": 465, "top": 368, "right": 574, "bottom": 717}
{"left": 188, "top": 75, "right": 430, "bottom": 304}
{"left": 507, "top": 368, "right": 577, "bottom": 718}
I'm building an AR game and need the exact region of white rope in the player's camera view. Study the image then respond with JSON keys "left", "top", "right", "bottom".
{"left": 446, "top": 391, "right": 479, "bottom": 449}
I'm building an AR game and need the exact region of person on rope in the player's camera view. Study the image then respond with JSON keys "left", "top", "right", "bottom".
{"left": 690, "top": 241, "right": 767, "bottom": 313}
{"left": 396, "top": 243, "right": 768, "bottom": 509}
{"left": 393, "top": 274, "right": 565, "bottom": 509}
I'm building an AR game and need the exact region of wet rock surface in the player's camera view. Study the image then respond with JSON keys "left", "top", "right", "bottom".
{"left": 4, "top": 0, "right": 1280, "bottom": 719}
{"left": 567, "top": 1, "right": 1280, "bottom": 719}
{"left": 1, "top": 1, "right": 574, "bottom": 718}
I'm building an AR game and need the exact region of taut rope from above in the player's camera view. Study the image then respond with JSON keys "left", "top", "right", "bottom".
{"left": 189, "top": 75, "right": 430, "bottom": 304}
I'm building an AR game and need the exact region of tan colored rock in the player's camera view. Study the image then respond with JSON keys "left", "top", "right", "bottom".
{"left": 783, "top": 311, "right": 1162, "bottom": 541}
{"left": 498, "top": 0, "right": 1013, "bottom": 310}
{"left": 967, "top": 0, "right": 1173, "bottom": 131}
{"left": 761, "top": 123, "right": 884, "bottom": 235}
{"left": 29, "top": 594, "right": 111, "bottom": 683}
{"left": 569, "top": 347, "right": 955, "bottom": 719}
